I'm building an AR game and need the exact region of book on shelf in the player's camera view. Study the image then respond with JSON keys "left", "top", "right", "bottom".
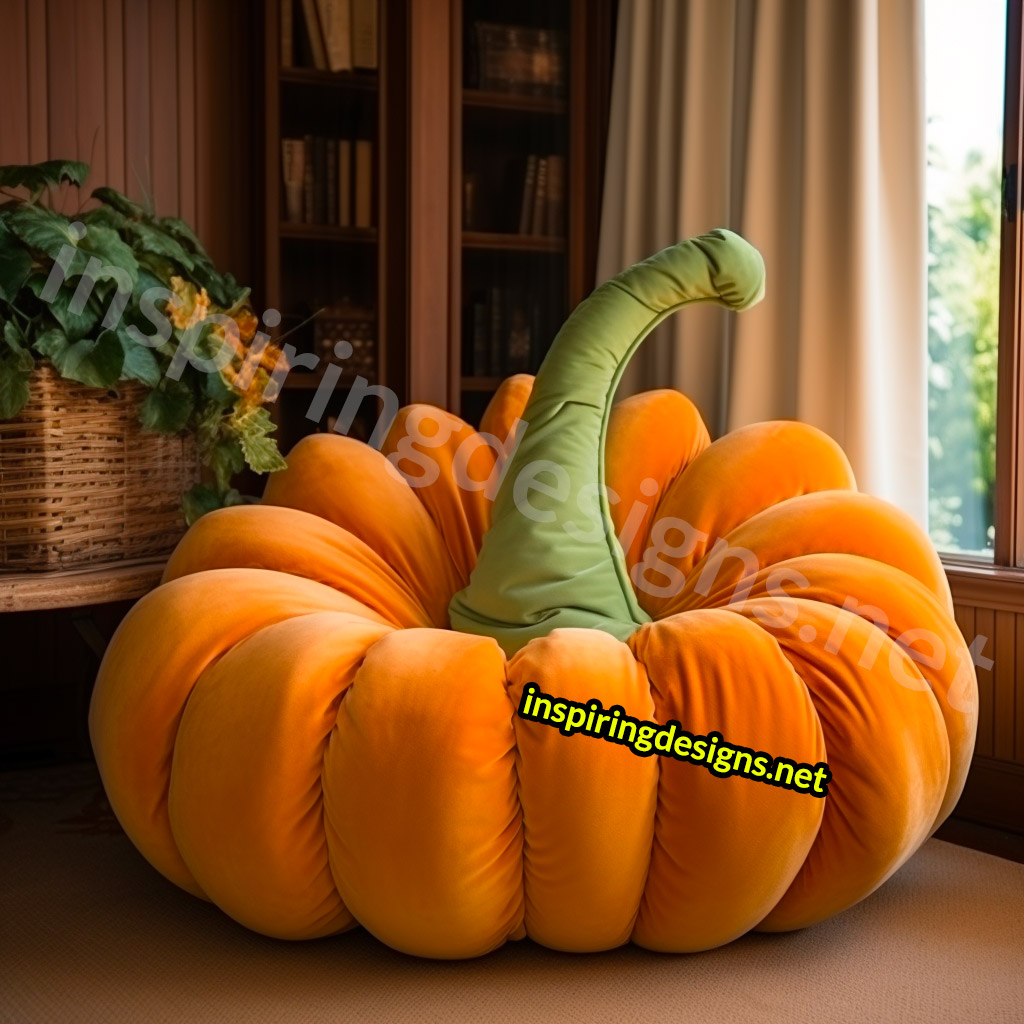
{"left": 284, "top": 134, "right": 371, "bottom": 229}
{"left": 505, "top": 296, "right": 533, "bottom": 374}
{"left": 312, "top": 136, "right": 328, "bottom": 223}
{"left": 288, "top": 0, "right": 376, "bottom": 72}
{"left": 488, "top": 286, "right": 503, "bottom": 378}
{"left": 466, "top": 287, "right": 540, "bottom": 377}
{"left": 325, "top": 139, "right": 338, "bottom": 225}
{"left": 299, "top": 0, "right": 328, "bottom": 70}
{"left": 351, "top": 0, "right": 378, "bottom": 69}
{"left": 517, "top": 154, "right": 538, "bottom": 235}
{"left": 338, "top": 139, "right": 353, "bottom": 226}
{"left": 354, "top": 139, "right": 373, "bottom": 228}
{"left": 302, "top": 135, "right": 315, "bottom": 222}
{"left": 544, "top": 154, "right": 565, "bottom": 236}
{"left": 281, "top": 138, "right": 305, "bottom": 221}
{"left": 516, "top": 152, "right": 565, "bottom": 237}
{"left": 316, "top": 0, "right": 352, "bottom": 72}
{"left": 529, "top": 157, "right": 548, "bottom": 236}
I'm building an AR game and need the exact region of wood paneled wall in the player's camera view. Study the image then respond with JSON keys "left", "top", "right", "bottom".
{"left": 953, "top": 605, "right": 1023, "bottom": 764}
{"left": 0, "top": 0, "right": 256, "bottom": 287}
{"left": 949, "top": 572, "right": 1024, "bottom": 834}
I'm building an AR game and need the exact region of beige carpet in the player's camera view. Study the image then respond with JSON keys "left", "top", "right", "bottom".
{"left": 1, "top": 764, "right": 1021, "bottom": 1024}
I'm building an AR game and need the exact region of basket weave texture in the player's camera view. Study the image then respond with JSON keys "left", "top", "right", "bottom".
{"left": 0, "top": 365, "right": 199, "bottom": 572}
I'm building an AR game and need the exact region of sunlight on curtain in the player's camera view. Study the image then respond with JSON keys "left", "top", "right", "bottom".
{"left": 597, "top": 0, "right": 929, "bottom": 523}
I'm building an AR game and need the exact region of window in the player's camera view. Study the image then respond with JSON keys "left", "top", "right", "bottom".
{"left": 926, "top": 0, "right": 1024, "bottom": 572}
{"left": 925, "top": 0, "right": 1006, "bottom": 558}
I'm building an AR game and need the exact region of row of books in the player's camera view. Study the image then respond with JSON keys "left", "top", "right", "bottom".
{"left": 282, "top": 0, "right": 377, "bottom": 72}
{"left": 466, "top": 288, "right": 548, "bottom": 378}
{"left": 518, "top": 154, "right": 566, "bottom": 237}
{"left": 281, "top": 137, "right": 374, "bottom": 228}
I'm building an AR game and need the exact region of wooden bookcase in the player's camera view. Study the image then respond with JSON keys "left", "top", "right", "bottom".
{"left": 260, "top": 0, "right": 611, "bottom": 442}
{"left": 262, "top": 0, "right": 408, "bottom": 452}
{"left": 450, "top": 0, "right": 613, "bottom": 424}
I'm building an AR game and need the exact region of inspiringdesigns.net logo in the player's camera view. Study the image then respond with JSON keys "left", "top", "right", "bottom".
{"left": 517, "top": 684, "right": 832, "bottom": 798}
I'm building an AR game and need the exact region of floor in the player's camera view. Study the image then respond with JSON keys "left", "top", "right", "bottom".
{"left": 1, "top": 762, "right": 1022, "bottom": 1024}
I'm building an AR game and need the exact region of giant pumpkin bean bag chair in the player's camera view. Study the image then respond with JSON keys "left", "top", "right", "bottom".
{"left": 90, "top": 230, "right": 977, "bottom": 958}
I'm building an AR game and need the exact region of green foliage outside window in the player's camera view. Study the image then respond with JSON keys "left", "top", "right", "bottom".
{"left": 927, "top": 147, "right": 1000, "bottom": 554}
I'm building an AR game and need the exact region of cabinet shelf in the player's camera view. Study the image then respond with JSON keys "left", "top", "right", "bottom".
{"left": 265, "top": 0, "right": 610, "bottom": 435}
{"left": 462, "top": 89, "right": 566, "bottom": 115}
{"left": 461, "top": 376, "right": 506, "bottom": 392}
{"left": 280, "top": 223, "right": 378, "bottom": 243}
{"left": 279, "top": 67, "right": 379, "bottom": 91}
{"left": 462, "top": 231, "right": 565, "bottom": 253}
{"left": 282, "top": 372, "right": 332, "bottom": 391}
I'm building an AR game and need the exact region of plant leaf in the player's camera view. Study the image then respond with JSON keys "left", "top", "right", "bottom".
{"left": 229, "top": 405, "right": 287, "bottom": 474}
{"left": 91, "top": 187, "right": 145, "bottom": 219}
{"left": 2, "top": 320, "right": 35, "bottom": 371}
{"left": 193, "top": 263, "right": 245, "bottom": 310}
{"left": 0, "top": 356, "right": 31, "bottom": 418}
{"left": 155, "top": 216, "right": 204, "bottom": 253}
{"left": 181, "top": 483, "right": 246, "bottom": 526}
{"left": 209, "top": 437, "right": 245, "bottom": 492}
{"left": 124, "top": 220, "right": 194, "bottom": 272}
{"left": 27, "top": 276, "right": 101, "bottom": 342}
{"left": 39, "top": 329, "right": 124, "bottom": 388}
{"left": 140, "top": 379, "right": 194, "bottom": 432}
{"left": 0, "top": 160, "right": 89, "bottom": 192}
{"left": 32, "top": 326, "right": 69, "bottom": 359}
{"left": 81, "top": 204, "right": 128, "bottom": 232}
{"left": 0, "top": 220, "right": 32, "bottom": 302}
{"left": 204, "top": 367, "right": 234, "bottom": 403}
{"left": 6, "top": 205, "right": 81, "bottom": 262}
{"left": 77, "top": 222, "right": 139, "bottom": 281}
{"left": 182, "top": 483, "right": 224, "bottom": 526}
{"left": 117, "top": 331, "right": 162, "bottom": 387}
{"left": 8, "top": 210, "right": 138, "bottom": 287}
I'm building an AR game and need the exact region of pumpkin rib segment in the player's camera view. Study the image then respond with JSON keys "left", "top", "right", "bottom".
{"left": 736, "top": 600, "right": 950, "bottom": 931}
{"left": 263, "top": 433, "right": 463, "bottom": 624}
{"left": 479, "top": 373, "right": 534, "bottom": 442}
{"left": 506, "top": 630, "right": 657, "bottom": 951}
{"left": 605, "top": 390, "right": 712, "bottom": 575}
{"left": 163, "top": 504, "right": 434, "bottom": 629}
{"left": 322, "top": 629, "right": 524, "bottom": 958}
{"left": 633, "top": 420, "right": 856, "bottom": 613}
{"left": 628, "top": 611, "right": 825, "bottom": 951}
{"left": 650, "top": 490, "right": 951, "bottom": 622}
{"left": 693, "top": 553, "right": 977, "bottom": 829}
{"left": 381, "top": 405, "right": 495, "bottom": 577}
{"left": 89, "top": 570, "right": 392, "bottom": 899}
{"left": 168, "top": 612, "right": 390, "bottom": 939}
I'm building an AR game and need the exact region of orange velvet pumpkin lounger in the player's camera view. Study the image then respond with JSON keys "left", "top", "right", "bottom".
{"left": 88, "top": 230, "right": 977, "bottom": 958}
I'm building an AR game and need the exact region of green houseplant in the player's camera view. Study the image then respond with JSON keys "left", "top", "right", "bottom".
{"left": 0, "top": 159, "right": 286, "bottom": 524}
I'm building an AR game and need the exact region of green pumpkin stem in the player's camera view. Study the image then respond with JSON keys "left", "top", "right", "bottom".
{"left": 448, "top": 229, "right": 766, "bottom": 656}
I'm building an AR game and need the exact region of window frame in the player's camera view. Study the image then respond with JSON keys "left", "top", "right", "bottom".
{"left": 942, "top": 0, "right": 1024, "bottom": 598}
{"left": 994, "top": 0, "right": 1024, "bottom": 569}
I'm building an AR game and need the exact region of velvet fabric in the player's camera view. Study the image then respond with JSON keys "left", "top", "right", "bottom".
{"left": 90, "top": 233, "right": 976, "bottom": 959}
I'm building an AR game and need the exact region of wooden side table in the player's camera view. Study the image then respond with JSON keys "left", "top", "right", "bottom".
{"left": 0, "top": 559, "right": 168, "bottom": 762}
{"left": 0, "top": 559, "right": 167, "bottom": 614}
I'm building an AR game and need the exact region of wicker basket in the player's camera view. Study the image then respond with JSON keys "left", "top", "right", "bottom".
{"left": 0, "top": 365, "right": 200, "bottom": 572}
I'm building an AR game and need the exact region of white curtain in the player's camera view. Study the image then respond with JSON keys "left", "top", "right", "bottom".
{"left": 597, "top": 0, "right": 927, "bottom": 524}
